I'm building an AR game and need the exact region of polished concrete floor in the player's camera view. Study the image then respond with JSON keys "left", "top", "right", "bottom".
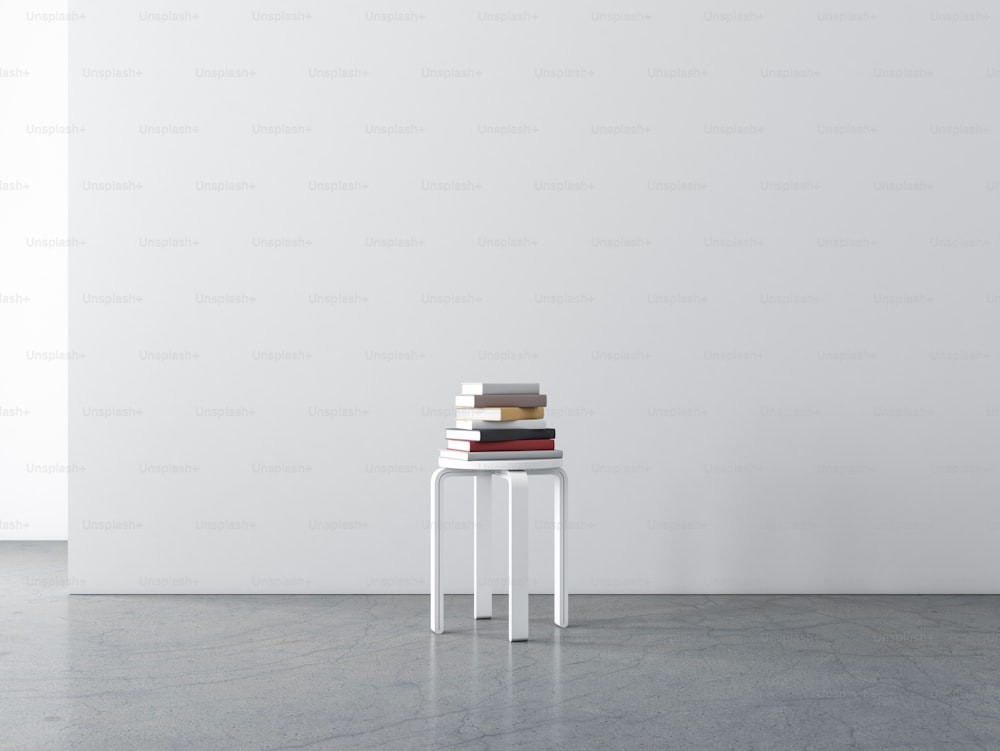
{"left": 2, "top": 543, "right": 1000, "bottom": 750}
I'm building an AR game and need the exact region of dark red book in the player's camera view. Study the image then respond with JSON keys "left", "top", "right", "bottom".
{"left": 446, "top": 439, "right": 556, "bottom": 452}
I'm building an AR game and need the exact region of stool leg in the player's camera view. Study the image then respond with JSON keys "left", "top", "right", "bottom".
{"left": 553, "top": 468, "right": 568, "bottom": 628}
{"left": 430, "top": 468, "right": 448, "bottom": 634}
{"left": 507, "top": 470, "right": 529, "bottom": 642}
{"left": 474, "top": 473, "right": 493, "bottom": 619}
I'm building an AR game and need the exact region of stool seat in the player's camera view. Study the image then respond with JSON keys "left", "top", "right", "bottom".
{"left": 437, "top": 457, "right": 564, "bottom": 471}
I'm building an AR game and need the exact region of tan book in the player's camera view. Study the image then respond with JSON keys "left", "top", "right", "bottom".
{"left": 455, "top": 394, "right": 547, "bottom": 408}
{"left": 455, "top": 406, "right": 544, "bottom": 421}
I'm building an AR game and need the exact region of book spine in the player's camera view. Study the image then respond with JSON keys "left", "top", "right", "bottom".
{"left": 455, "top": 407, "right": 544, "bottom": 421}
{"left": 455, "top": 394, "right": 547, "bottom": 408}
{"left": 449, "top": 439, "right": 555, "bottom": 452}
{"left": 440, "top": 449, "right": 563, "bottom": 460}
{"left": 460, "top": 383, "right": 540, "bottom": 395}
{"left": 455, "top": 419, "right": 547, "bottom": 430}
{"left": 445, "top": 428, "right": 556, "bottom": 441}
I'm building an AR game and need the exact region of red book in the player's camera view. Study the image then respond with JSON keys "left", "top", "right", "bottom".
{"left": 446, "top": 439, "right": 556, "bottom": 452}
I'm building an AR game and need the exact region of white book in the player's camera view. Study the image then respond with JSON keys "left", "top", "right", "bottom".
{"left": 460, "top": 382, "right": 540, "bottom": 395}
{"left": 440, "top": 449, "right": 563, "bottom": 461}
{"left": 455, "top": 419, "right": 546, "bottom": 430}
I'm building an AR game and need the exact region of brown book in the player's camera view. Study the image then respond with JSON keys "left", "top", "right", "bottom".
{"left": 455, "top": 394, "right": 547, "bottom": 408}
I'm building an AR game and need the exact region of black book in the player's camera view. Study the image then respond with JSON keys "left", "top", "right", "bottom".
{"left": 444, "top": 428, "right": 556, "bottom": 442}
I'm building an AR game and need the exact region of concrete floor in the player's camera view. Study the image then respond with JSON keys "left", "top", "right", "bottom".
{"left": 2, "top": 543, "right": 1000, "bottom": 750}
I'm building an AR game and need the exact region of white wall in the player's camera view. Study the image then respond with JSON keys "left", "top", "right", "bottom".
{"left": 0, "top": 4, "right": 69, "bottom": 540}
{"left": 69, "top": 1, "right": 999, "bottom": 593}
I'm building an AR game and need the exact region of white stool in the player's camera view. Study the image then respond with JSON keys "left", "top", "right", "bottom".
{"left": 430, "top": 458, "right": 568, "bottom": 642}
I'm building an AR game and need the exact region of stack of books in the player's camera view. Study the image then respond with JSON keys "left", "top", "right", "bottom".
{"left": 440, "top": 382, "right": 563, "bottom": 462}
